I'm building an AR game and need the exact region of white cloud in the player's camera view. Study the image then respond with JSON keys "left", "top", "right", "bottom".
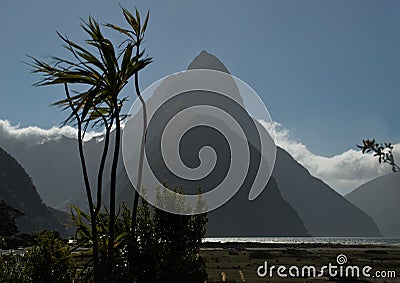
{"left": 0, "top": 119, "right": 397, "bottom": 195}
{"left": 259, "top": 120, "right": 400, "bottom": 195}
{"left": 0, "top": 119, "right": 102, "bottom": 145}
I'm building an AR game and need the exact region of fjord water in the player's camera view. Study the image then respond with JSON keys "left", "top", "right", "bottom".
{"left": 204, "top": 237, "right": 400, "bottom": 246}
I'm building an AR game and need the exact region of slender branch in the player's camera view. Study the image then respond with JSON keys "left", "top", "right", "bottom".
{"left": 131, "top": 33, "right": 146, "bottom": 230}
{"left": 64, "top": 83, "right": 101, "bottom": 282}
{"left": 106, "top": 95, "right": 121, "bottom": 283}
{"left": 64, "top": 83, "right": 94, "bottom": 212}
{"left": 81, "top": 118, "right": 90, "bottom": 141}
{"left": 94, "top": 106, "right": 113, "bottom": 215}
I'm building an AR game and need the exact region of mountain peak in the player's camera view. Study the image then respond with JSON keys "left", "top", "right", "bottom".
{"left": 188, "top": 50, "right": 230, "bottom": 73}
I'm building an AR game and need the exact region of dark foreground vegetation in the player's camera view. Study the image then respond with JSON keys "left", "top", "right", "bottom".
{"left": 0, "top": 197, "right": 208, "bottom": 283}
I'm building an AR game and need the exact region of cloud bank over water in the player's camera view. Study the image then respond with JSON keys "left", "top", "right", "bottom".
{"left": 0, "top": 119, "right": 397, "bottom": 195}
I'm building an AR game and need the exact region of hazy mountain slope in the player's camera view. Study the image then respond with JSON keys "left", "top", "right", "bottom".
{"left": 346, "top": 173, "right": 400, "bottom": 237}
{"left": 0, "top": 134, "right": 114, "bottom": 210}
{"left": 0, "top": 136, "right": 83, "bottom": 209}
{"left": 273, "top": 148, "right": 382, "bottom": 236}
{"left": 0, "top": 147, "right": 68, "bottom": 235}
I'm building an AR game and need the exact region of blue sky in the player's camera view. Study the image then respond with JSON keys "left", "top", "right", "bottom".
{"left": 0, "top": 0, "right": 399, "bottom": 157}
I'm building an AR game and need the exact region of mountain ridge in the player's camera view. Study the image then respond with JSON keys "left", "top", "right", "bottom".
{"left": 0, "top": 147, "right": 68, "bottom": 236}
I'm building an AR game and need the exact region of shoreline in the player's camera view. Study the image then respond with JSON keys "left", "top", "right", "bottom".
{"left": 201, "top": 241, "right": 400, "bottom": 250}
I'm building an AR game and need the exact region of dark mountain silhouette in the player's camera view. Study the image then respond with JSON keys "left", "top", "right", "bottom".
{"left": 207, "top": 177, "right": 308, "bottom": 236}
{"left": 346, "top": 173, "right": 400, "bottom": 237}
{"left": 0, "top": 50, "right": 382, "bottom": 237}
{"left": 116, "top": 145, "right": 381, "bottom": 237}
{"left": 116, "top": 166, "right": 309, "bottom": 237}
{"left": 117, "top": 50, "right": 308, "bottom": 236}
{"left": 188, "top": 50, "right": 230, "bottom": 73}
{"left": 116, "top": 50, "right": 381, "bottom": 237}
{"left": 0, "top": 147, "right": 68, "bottom": 235}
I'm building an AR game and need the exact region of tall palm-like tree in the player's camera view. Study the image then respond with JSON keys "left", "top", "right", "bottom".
{"left": 106, "top": 8, "right": 150, "bottom": 281}
{"left": 29, "top": 9, "right": 151, "bottom": 282}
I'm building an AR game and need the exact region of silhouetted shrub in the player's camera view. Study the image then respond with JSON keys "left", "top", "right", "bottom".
{"left": 23, "top": 230, "right": 76, "bottom": 282}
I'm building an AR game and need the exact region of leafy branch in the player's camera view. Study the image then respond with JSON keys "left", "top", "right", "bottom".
{"left": 357, "top": 139, "right": 399, "bottom": 172}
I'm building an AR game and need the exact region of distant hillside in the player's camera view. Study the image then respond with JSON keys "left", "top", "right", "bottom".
{"left": 0, "top": 147, "right": 68, "bottom": 236}
{"left": 346, "top": 173, "right": 400, "bottom": 237}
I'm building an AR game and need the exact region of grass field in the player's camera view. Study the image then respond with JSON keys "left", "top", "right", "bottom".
{"left": 200, "top": 242, "right": 400, "bottom": 283}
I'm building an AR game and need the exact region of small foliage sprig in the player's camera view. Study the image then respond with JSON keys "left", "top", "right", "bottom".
{"left": 357, "top": 139, "right": 399, "bottom": 172}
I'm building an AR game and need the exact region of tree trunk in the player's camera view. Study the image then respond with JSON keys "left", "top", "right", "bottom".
{"left": 106, "top": 100, "right": 121, "bottom": 283}
{"left": 130, "top": 37, "right": 147, "bottom": 282}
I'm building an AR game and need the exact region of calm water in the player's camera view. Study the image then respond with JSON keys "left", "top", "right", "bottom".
{"left": 203, "top": 237, "right": 400, "bottom": 246}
